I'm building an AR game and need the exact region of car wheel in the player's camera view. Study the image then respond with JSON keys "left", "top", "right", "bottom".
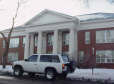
{"left": 45, "top": 69, "right": 55, "bottom": 80}
{"left": 13, "top": 67, "right": 23, "bottom": 77}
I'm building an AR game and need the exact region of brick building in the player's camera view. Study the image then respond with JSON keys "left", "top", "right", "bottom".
{"left": 0, "top": 10, "right": 114, "bottom": 68}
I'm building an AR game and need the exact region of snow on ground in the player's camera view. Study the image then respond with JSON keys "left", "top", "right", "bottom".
{"left": 67, "top": 68, "right": 114, "bottom": 82}
{"left": 0, "top": 65, "right": 114, "bottom": 82}
{"left": 0, "top": 65, "right": 13, "bottom": 74}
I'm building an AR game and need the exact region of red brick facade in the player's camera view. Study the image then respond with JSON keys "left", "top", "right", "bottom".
{"left": 78, "top": 27, "right": 114, "bottom": 69}
{"left": 0, "top": 36, "right": 25, "bottom": 65}
{"left": 1, "top": 27, "right": 114, "bottom": 69}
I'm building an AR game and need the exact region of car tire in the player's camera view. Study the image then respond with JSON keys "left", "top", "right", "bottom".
{"left": 13, "top": 67, "right": 23, "bottom": 77}
{"left": 45, "top": 69, "right": 55, "bottom": 80}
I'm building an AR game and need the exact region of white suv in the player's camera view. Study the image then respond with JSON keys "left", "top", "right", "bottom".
{"left": 12, "top": 54, "right": 75, "bottom": 80}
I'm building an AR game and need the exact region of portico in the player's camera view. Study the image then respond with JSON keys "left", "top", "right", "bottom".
{"left": 23, "top": 9, "right": 79, "bottom": 61}
{"left": 24, "top": 28, "right": 76, "bottom": 60}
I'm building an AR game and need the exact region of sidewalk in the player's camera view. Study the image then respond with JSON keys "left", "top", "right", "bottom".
{"left": 67, "top": 68, "right": 114, "bottom": 83}
{"left": 0, "top": 66, "right": 13, "bottom": 75}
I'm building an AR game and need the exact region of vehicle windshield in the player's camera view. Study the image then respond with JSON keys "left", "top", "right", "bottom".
{"left": 62, "top": 55, "right": 69, "bottom": 62}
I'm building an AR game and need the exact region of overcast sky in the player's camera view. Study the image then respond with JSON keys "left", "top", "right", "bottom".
{"left": 0, "top": 0, "right": 114, "bottom": 31}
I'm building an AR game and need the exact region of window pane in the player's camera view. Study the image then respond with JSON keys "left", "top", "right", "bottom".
{"left": 79, "top": 51, "right": 84, "bottom": 63}
{"left": 110, "top": 30, "right": 114, "bottom": 42}
{"left": 23, "top": 37, "right": 26, "bottom": 47}
{"left": 107, "top": 59, "right": 112, "bottom": 63}
{"left": 96, "top": 58, "right": 100, "bottom": 63}
{"left": 28, "top": 55, "right": 38, "bottom": 62}
{"left": 85, "top": 32, "right": 90, "bottom": 44}
{"left": 8, "top": 52, "right": 18, "bottom": 63}
{"left": 47, "top": 34, "right": 53, "bottom": 46}
{"left": 9, "top": 38, "right": 19, "bottom": 48}
{"left": 106, "top": 30, "right": 111, "bottom": 42}
{"left": 52, "top": 55, "right": 60, "bottom": 63}
{"left": 40, "top": 55, "right": 51, "bottom": 62}
{"left": 34, "top": 35, "right": 38, "bottom": 47}
{"left": 62, "top": 55, "right": 69, "bottom": 62}
{"left": 96, "top": 50, "right": 114, "bottom": 63}
{"left": 101, "top": 58, "right": 105, "bottom": 63}
{"left": 96, "top": 30, "right": 114, "bottom": 43}
{"left": 112, "top": 52, "right": 114, "bottom": 58}
{"left": 96, "top": 31, "right": 105, "bottom": 43}
{"left": 40, "top": 55, "right": 60, "bottom": 63}
{"left": 3, "top": 40, "right": 5, "bottom": 48}
{"left": 112, "top": 59, "right": 114, "bottom": 62}
{"left": 62, "top": 33, "right": 69, "bottom": 46}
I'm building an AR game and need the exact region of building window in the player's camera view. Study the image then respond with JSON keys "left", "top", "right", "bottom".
{"left": 79, "top": 51, "right": 84, "bottom": 63}
{"left": 8, "top": 52, "right": 18, "bottom": 63}
{"left": 62, "top": 33, "right": 69, "bottom": 46}
{"left": 96, "top": 30, "right": 114, "bottom": 43}
{"left": 47, "top": 34, "right": 53, "bottom": 46}
{"left": 9, "top": 38, "right": 19, "bottom": 48}
{"left": 34, "top": 35, "right": 38, "bottom": 47}
{"left": 2, "top": 40, "right": 5, "bottom": 48}
{"left": 22, "top": 37, "right": 26, "bottom": 47}
{"left": 96, "top": 50, "right": 114, "bottom": 63}
{"left": 3, "top": 38, "right": 19, "bottom": 48}
{"left": 85, "top": 32, "right": 90, "bottom": 44}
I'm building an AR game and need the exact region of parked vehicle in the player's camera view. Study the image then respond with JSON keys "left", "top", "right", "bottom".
{"left": 12, "top": 54, "right": 75, "bottom": 80}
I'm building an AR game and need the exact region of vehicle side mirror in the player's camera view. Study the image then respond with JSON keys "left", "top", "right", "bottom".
{"left": 24, "top": 59, "right": 28, "bottom": 61}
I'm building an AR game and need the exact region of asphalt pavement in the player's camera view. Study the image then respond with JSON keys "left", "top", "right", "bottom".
{"left": 0, "top": 75, "right": 112, "bottom": 84}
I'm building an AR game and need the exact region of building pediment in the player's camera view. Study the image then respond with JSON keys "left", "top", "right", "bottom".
{"left": 24, "top": 9, "right": 76, "bottom": 26}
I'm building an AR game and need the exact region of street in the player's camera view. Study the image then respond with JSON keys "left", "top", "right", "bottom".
{"left": 0, "top": 75, "right": 111, "bottom": 84}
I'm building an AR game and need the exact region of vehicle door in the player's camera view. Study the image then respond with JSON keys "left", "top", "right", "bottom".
{"left": 37, "top": 55, "right": 62, "bottom": 73}
{"left": 23, "top": 55, "right": 38, "bottom": 72}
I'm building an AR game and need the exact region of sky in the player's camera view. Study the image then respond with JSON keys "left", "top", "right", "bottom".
{"left": 0, "top": 0, "right": 114, "bottom": 31}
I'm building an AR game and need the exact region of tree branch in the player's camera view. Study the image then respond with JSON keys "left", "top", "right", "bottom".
{"left": 8, "top": 0, "right": 20, "bottom": 42}
{"left": 0, "top": 32, "right": 8, "bottom": 43}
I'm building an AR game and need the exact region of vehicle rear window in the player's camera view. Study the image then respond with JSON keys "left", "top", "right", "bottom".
{"left": 62, "top": 55, "right": 69, "bottom": 62}
{"left": 40, "top": 55, "right": 60, "bottom": 63}
{"left": 51, "top": 55, "right": 60, "bottom": 63}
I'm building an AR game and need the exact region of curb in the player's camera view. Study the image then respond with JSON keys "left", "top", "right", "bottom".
{"left": 68, "top": 77, "right": 114, "bottom": 84}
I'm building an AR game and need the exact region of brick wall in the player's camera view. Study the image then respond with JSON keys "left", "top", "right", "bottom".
{"left": 78, "top": 27, "right": 114, "bottom": 69}
{"left": 0, "top": 36, "right": 24, "bottom": 65}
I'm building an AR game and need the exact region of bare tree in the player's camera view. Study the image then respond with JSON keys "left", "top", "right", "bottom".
{"left": 0, "top": 0, "right": 21, "bottom": 68}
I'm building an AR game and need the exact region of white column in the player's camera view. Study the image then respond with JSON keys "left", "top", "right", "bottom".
{"left": 69, "top": 29, "right": 75, "bottom": 60}
{"left": 24, "top": 33, "right": 30, "bottom": 59}
{"left": 37, "top": 31, "right": 42, "bottom": 54}
{"left": 30, "top": 34, "right": 34, "bottom": 56}
{"left": 42, "top": 33, "right": 47, "bottom": 54}
{"left": 53, "top": 30, "right": 58, "bottom": 54}
{"left": 75, "top": 31, "right": 78, "bottom": 61}
{"left": 58, "top": 31, "right": 62, "bottom": 54}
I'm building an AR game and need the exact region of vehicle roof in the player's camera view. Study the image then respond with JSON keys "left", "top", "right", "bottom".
{"left": 32, "top": 54, "right": 61, "bottom": 56}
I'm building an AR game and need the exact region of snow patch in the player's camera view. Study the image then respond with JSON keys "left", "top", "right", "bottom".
{"left": 78, "top": 14, "right": 106, "bottom": 21}
{"left": 67, "top": 68, "right": 114, "bottom": 82}
{"left": 0, "top": 65, "right": 13, "bottom": 74}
